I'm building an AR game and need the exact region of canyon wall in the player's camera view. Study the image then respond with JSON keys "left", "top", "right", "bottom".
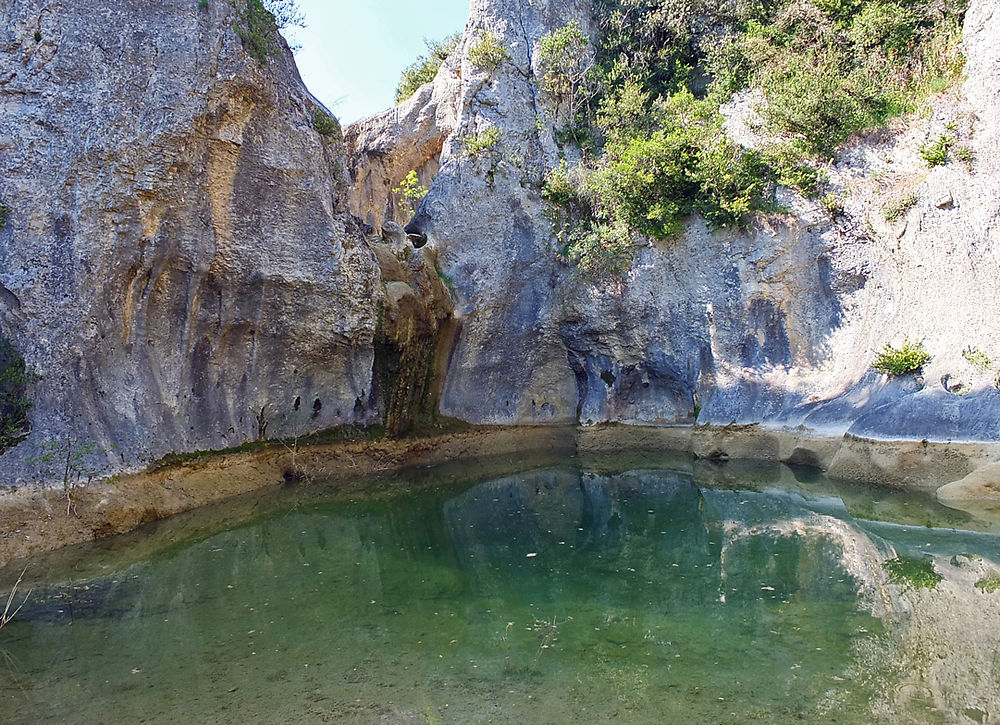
{"left": 0, "top": 0, "right": 384, "bottom": 482}
{"left": 2, "top": 0, "right": 999, "bottom": 486}
{"left": 350, "top": 0, "right": 1000, "bottom": 449}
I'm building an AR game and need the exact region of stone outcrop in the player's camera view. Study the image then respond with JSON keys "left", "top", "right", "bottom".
{"left": 0, "top": 0, "right": 384, "bottom": 483}
{"left": 345, "top": 60, "right": 463, "bottom": 231}
{"left": 350, "top": 0, "right": 1000, "bottom": 453}
{"left": 3, "top": 0, "right": 1000, "bottom": 490}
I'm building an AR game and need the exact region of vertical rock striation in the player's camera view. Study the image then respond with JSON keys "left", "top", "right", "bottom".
{"left": 349, "top": 0, "right": 1000, "bottom": 447}
{"left": 0, "top": 0, "right": 381, "bottom": 482}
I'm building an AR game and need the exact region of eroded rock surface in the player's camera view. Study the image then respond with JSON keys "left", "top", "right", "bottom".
{"left": 347, "top": 0, "right": 1000, "bottom": 457}
{"left": 0, "top": 0, "right": 382, "bottom": 482}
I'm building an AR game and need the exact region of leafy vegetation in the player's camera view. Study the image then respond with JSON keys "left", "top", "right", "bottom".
{"left": 919, "top": 133, "right": 953, "bottom": 166}
{"left": 234, "top": 0, "right": 303, "bottom": 64}
{"left": 461, "top": 126, "right": 502, "bottom": 157}
{"left": 395, "top": 33, "right": 461, "bottom": 104}
{"left": 0, "top": 335, "right": 34, "bottom": 452}
{"left": 536, "top": 0, "right": 967, "bottom": 280}
{"left": 537, "top": 20, "right": 594, "bottom": 120}
{"left": 0, "top": 204, "right": 10, "bottom": 230}
{"left": 976, "top": 571, "right": 1000, "bottom": 594}
{"left": 883, "top": 554, "right": 942, "bottom": 590}
{"left": 468, "top": 29, "right": 508, "bottom": 70}
{"left": 310, "top": 107, "right": 341, "bottom": 137}
{"left": 953, "top": 143, "right": 974, "bottom": 168}
{"left": 962, "top": 346, "right": 992, "bottom": 373}
{"left": 882, "top": 191, "right": 918, "bottom": 221}
{"left": 392, "top": 170, "right": 429, "bottom": 216}
{"left": 872, "top": 336, "right": 931, "bottom": 376}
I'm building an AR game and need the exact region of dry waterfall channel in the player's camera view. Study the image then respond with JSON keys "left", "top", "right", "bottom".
{"left": 0, "top": 0, "right": 999, "bottom": 721}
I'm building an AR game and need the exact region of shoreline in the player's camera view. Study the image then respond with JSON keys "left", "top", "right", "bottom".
{"left": 1, "top": 423, "right": 999, "bottom": 569}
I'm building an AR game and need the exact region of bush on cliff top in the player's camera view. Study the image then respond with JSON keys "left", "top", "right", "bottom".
{"left": 540, "top": 0, "right": 966, "bottom": 281}
{"left": 395, "top": 33, "right": 461, "bottom": 104}
{"left": 235, "top": 0, "right": 303, "bottom": 64}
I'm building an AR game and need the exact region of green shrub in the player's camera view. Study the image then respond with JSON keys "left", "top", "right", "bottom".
{"left": 537, "top": 0, "right": 966, "bottom": 280}
{"left": 962, "top": 346, "right": 992, "bottom": 373}
{"left": 848, "top": 2, "right": 916, "bottom": 55}
{"left": 461, "top": 126, "right": 502, "bottom": 156}
{"left": 560, "top": 220, "right": 634, "bottom": 284}
{"left": 762, "top": 142, "right": 826, "bottom": 198}
{"left": 541, "top": 160, "right": 580, "bottom": 205}
{"left": 538, "top": 21, "right": 594, "bottom": 116}
{"left": 0, "top": 336, "right": 34, "bottom": 452}
{"left": 821, "top": 192, "right": 844, "bottom": 217}
{"left": 919, "top": 133, "right": 952, "bottom": 166}
{"left": 468, "top": 29, "right": 508, "bottom": 71}
{"left": 234, "top": 0, "right": 302, "bottom": 63}
{"left": 953, "top": 144, "right": 974, "bottom": 168}
{"left": 883, "top": 554, "right": 941, "bottom": 590}
{"left": 976, "top": 571, "right": 1000, "bottom": 594}
{"left": 395, "top": 33, "right": 461, "bottom": 104}
{"left": 882, "top": 192, "right": 918, "bottom": 220}
{"left": 872, "top": 336, "right": 931, "bottom": 375}
{"left": 310, "top": 107, "right": 341, "bottom": 138}
{"left": 392, "top": 170, "right": 429, "bottom": 216}
{"left": 0, "top": 205, "right": 10, "bottom": 230}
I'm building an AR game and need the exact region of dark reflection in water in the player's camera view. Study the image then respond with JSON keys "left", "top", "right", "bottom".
{"left": 1, "top": 461, "right": 998, "bottom": 724}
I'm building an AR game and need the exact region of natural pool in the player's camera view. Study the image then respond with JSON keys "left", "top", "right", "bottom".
{"left": 1, "top": 453, "right": 999, "bottom": 724}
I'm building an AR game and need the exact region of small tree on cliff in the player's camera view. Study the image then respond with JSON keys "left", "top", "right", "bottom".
{"left": 235, "top": 0, "right": 305, "bottom": 63}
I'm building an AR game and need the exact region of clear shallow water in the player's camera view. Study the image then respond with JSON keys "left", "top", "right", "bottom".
{"left": 1, "top": 457, "right": 999, "bottom": 724}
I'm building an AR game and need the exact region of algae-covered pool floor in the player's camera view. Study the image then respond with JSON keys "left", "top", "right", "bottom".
{"left": 1, "top": 458, "right": 998, "bottom": 723}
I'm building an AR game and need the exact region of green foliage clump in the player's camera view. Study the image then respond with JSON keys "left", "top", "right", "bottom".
{"left": 883, "top": 554, "right": 942, "bottom": 590}
{"left": 392, "top": 170, "right": 429, "bottom": 216}
{"left": 234, "top": 0, "right": 303, "bottom": 64}
{"left": 953, "top": 143, "right": 974, "bottom": 168}
{"left": 962, "top": 346, "right": 991, "bottom": 373}
{"left": 532, "top": 0, "right": 965, "bottom": 282}
{"left": 0, "top": 205, "right": 10, "bottom": 230}
{"left": 537, "top": 20, "right": 594, "bottom": 118}
{"left": 395, "top": 33, "right": 461, "bottom": 104}
{"left": 0, "top": 336, "right": 34, "bottom": 452}
{"left": 468, "top": 29, "right": 508, "bottom": 71}
{"left": 707, "top": 1, "right": 965, "bottom": 156}
{"left": 882, "top": 191, "right": 918, "bottom": 221}
{"left": 872, "top": 336, "right": 931, "bottom": 376}
{"left": 975, "top": 571, "right": 1000, "bottom": 594}
{"left": 310, "top": 107, "right": 341, "bottom": 138}
{"left": 919, "top": 133, "right": 953, "bottom": 166}
{"left": 461, "top": 126, "right": 502, "bottom": 156}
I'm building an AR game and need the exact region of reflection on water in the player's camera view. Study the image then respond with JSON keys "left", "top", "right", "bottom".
{"left": 1, "top": 460, "right": 999, "bottom": 723}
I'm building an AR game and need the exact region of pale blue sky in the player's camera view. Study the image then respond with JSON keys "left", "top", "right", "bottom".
{"left": 283, "top": 0, "right": 470, "bottom": 125}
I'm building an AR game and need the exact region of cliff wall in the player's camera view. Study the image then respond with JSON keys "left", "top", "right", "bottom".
{"left": 349, "top": 0, "right": 1000, "bottom": 449}
{"left": 0, "top": 0, "right": 382, "bottom": 482}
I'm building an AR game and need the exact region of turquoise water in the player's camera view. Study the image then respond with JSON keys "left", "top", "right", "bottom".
{"left": 1, "top": 457, "right": 998, "bottom": 723}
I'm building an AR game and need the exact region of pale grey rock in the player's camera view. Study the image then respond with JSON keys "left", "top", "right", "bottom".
{"left": 351, "top": 0, "right": 1000, "bottom": 446}
{"left": 345, "top": 56, "right": 463, "bottom": 231}
{"left": 0, "top": 0, "right": 382, "bottom": 483}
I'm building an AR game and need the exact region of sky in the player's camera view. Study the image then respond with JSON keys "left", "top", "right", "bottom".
{"left": 282, "top": 0, "right": 470, "bottom": 125}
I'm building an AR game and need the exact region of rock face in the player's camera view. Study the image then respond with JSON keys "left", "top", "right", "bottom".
{"left": 0, "top": 0, "right": 383, "bottom": 482}
{"left": 351, "top": 0, "right": 1000, "bottom": 445}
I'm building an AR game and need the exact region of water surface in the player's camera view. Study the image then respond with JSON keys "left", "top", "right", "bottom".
{"left": 1, "top": 456, "right": 998, "bottom": 723}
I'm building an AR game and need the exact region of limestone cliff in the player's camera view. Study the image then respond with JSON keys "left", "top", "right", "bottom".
{"left": 348, "top": 0, "right": 1000, "bottom": 457}
{"left": 0, "top": 0, "right": 385, "bottom": 483}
